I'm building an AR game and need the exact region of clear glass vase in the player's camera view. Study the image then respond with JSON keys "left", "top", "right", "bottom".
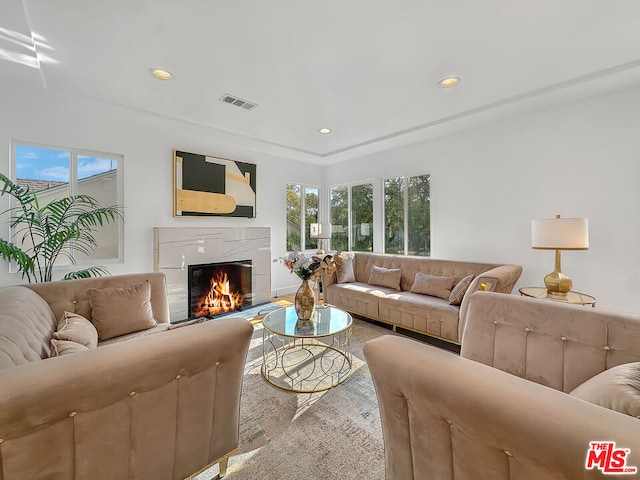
{"left": 294, "top": 279, "right": 316, "bottom": 320}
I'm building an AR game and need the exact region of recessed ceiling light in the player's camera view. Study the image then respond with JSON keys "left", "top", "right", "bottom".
{"left": 319, "top": 128, "right": 331, "bottom": 134}
{"left": 438, "top": 76, "right": 460, "bottom": 88}
{"left": 149, "top": 68, "right": 173, "bottom": 80}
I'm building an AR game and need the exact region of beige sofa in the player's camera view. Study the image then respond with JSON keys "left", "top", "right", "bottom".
{"left": 364, "top": 291, "right": 640, "bottom": 480}
{"left": 322, "top": 252, "right": 522, "bottom": 343}
{"left": 0, "top": 272, "right": 253, "bottom": 480}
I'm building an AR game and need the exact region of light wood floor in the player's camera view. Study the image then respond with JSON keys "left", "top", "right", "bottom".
{"left": 272, "top": 293, "right": 295, "bottom": 303}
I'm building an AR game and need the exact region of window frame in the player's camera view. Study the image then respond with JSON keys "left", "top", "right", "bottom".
{"left": 10, "top": 139, "right": 125, "bottom": 271}
{"left": 285, "top": 182, "right": 323, "bottom": 253}
{"left": 329, "top": 179, "right": 375, "bottom": 253}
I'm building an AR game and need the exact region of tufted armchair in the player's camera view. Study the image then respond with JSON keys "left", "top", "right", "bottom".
{"left": 364, "top": 291, "right": 640, "bottom": 479}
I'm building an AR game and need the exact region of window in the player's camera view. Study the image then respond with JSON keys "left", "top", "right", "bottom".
{"left": 329, "top": 182, "right": 374, "bottom": 252}
{"left": 286, "top": 183, "right": 319, "bottom": 251}
{"left": 383, "top": 174, "right": 430, "bottom": 256}
{"left": 329, "top": 186, "right": 348, "bottom": 251}
{"left": 12, "top": 142, "right": 123, "bottom": 265}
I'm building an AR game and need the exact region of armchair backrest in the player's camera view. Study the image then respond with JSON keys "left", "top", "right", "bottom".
{"left": 461, "top": 291, "right": 640, "bottom": 392}
{"left": 25, "top": 272, "right": 171, "bottom": 325}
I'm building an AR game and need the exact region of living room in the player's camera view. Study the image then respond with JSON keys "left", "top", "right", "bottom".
{"left": 1, "top": 2, "right": 640, "bottom": 479}
{"left": 2, "top": 36, "right": 640, "bottom": 313}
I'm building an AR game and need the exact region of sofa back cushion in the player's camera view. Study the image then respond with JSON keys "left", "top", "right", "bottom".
{"left": 0, "top": 286, "right": 56, "bottom": 370}
{"left": 410, "top": 273, "right": 457, "bottom": 299}
{"left": 368, "top": 265, "right": 402, "bottom": 290}
{"left": 353, "top": 253, "right": 499, "bottom": 292}
{"left": 53, "top": 311, "right": 99, "bottom": 348}
{"left": 335, "top": 252, "right": 356, "bottom": 283}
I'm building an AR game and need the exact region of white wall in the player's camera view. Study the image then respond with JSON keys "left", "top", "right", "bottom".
{"left": 3, "top": 78, "right": 640, "bottom": 312}
{"left": 0, "top": 81, "right": 322, "bottom": 294}
{"left": 326, "top": 84, "right": 640, "bottom": 312}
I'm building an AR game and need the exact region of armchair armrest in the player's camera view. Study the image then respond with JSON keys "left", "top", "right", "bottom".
{"left": 364, "top": 335, "right": 640, "bottom": 480}
{"left": 458, "top": 264, "right": 523, "bottom": 338}
{"left": 0, "top": 317, "right": 253, "bottom": 480}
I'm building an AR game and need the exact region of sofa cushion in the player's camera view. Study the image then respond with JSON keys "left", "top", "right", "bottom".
{"left": 369, "top": 265, "right": 402, "bottom": 290}
{"left": 50, "top": 339, "right": 90, "bottom": 357}
{"left": 87, "top": 280, "right": 158, "bottom": 341}
{"left": 325, "top": 282, "right": 392, "bottom": 319}
{"left": 98, "top": 323, "right": 171, "bottom": 346}
{"left": 379, "top": 292, "right": 460, "bottom": 341}
{"left": 569, "top": 362, "right": 640, "bottom": 418}
{"left": 449, "top": 274, "right": 475, "bottom": 306}
{"left": 168, "top": 318, "right": 206, "bottom": 330}
{"left": 410, "top": 273, "right": 457, "bottom": 299}
{"left": 335, "top": 252, "right": 356, "bottom": 283}
{"left": 53, "top": 311, "right": 98, "bottom": 348}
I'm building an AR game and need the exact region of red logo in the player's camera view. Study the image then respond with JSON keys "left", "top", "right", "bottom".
{"left": 586, "top": 441, "right": 638, "bottom": 475}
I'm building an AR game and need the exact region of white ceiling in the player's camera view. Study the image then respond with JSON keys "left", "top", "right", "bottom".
{"left": 3, "top": 0, "right": 640, "bottom": 164}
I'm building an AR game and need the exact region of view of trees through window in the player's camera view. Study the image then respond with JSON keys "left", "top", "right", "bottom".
{"left": 304, "top": 187, "right": 319, "bottom": 251}
{"left": 384, "top": 174, "right": 430, "bottom": 256}
{"left": 329, "top": 182, "right": 373, "bottom": 252}
{"left": 286, "top": 183, "right": 319, "bottom": 251}
{"left": 351, "top": 183, "right": 373, "bottom": 252}
{"left": 289, "top": 175, "right": 428, "bottom": 255}
{"left": 329, "top": 186, "right": 348, "bottom": 251}
{"left": 286, "top": 184, "right": 301, "bottom": 251}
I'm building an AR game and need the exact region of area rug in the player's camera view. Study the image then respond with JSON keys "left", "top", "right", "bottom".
{"left": 192, "top": 316, "right": 396, "bottom": 479}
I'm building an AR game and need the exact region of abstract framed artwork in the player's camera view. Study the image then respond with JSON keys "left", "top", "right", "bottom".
{"left": 173, "top": 150, "right": 256, "bottom": 217}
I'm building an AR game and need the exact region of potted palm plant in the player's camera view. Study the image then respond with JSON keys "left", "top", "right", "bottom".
{"left": 0, "top": 172, "right": 124, "bottom": 282}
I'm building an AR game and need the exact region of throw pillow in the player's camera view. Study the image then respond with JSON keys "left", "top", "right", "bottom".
{"left": 50, "top": 339, "right": 90, "bottom": 357}
{"left": 410, "top": 273, "right": 457, "bottom": 300}
{"left": 335, "top": 252, "right": 356, "bottom": 283}
{"left": 368, "top": 265, "right": 402, "bottom": 290}
{"left": 87, "top": 280, "right": 157, "bottom": 341}
{"left": 53, "top": 311, "right": 99, "bottom": 348}
{"left": 448, "top": 274, "right": 475, "bottom": 306}
{"left": 569, "top": 362, "right": 640, "bottom": 418}
{"left": 168, "top": 317, "right": 206, "bottom": 330}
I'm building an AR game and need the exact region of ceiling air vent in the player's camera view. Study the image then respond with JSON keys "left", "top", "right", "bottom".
{"left": 219, "top": 94, "right": 257, "bottom": 110}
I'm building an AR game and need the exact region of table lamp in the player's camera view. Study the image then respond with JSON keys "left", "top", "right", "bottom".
{"left": 531, "top": 214, "right": 589, "bottom": 299}
{"left": 310, "top": 223, "right": 331, "bottom": 255}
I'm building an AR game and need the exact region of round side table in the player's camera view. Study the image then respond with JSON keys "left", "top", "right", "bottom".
{"left": 519, "top": 287, "right": 596, "bottom": 307}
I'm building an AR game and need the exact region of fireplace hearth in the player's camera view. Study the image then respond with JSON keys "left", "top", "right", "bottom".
{"left": 188, "top": 260, "right": 252, "bottom": 319}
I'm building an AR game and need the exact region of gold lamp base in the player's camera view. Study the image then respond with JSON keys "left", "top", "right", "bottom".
{"left": 544, "top": 249, "right": 572, "bottom": 299}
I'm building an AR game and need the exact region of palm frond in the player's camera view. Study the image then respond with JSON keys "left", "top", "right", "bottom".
{"left": 0, "top": 238, "right": 34, "bottom": 281}
{"left": 63, "top": 266, "right": 111, "bottom": 280}
{"left": 0, "top": 173, "right": 35, "bottom": 208}
{"left": 0, "top": 174, "right": 124, "bottom": 283}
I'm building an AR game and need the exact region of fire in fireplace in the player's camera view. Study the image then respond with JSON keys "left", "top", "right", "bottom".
{"left": 188, "top": 260, "right": 252, "bottom": 319}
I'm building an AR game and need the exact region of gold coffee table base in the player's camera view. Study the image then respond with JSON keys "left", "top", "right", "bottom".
{"left": 261, "top": 334, "right": 352, "bottom": 393}
{"left": 260, "top": 306, "right": 353, "bottom": 393}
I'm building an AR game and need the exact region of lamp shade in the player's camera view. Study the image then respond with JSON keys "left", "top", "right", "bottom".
{"left": 531, "top": 217, "right": 589, "bottom": 250}
{"left": 310, "top": 223, "right": 331, "bottom": 239}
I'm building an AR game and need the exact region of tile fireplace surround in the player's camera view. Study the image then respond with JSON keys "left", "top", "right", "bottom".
{"left": 154, "top": 227, "right": 271, "bottom": 322}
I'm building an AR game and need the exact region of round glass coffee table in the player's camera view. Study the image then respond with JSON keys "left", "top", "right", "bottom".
{"left": 261, "top": 305, "right": 352, "bottom": 393}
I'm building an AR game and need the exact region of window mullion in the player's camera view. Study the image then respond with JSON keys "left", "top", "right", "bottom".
{"left": 70, "top": 151, "right": 78, "bottom": 195}
{"left": 300, "top": 185, "right": 306, "bottom": 251}
{"left": 347, "top": 186, "right": 353, "bottom": 251}
{"left": 403, "top": 177, "right": 409, "bottom": 255}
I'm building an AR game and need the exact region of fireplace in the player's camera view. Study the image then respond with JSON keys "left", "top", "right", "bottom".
{"left": 188, "top": 260, "right": 252, "bottom": 319}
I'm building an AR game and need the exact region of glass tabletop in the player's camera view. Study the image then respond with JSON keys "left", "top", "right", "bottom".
{"left": 263, "top": 305, "right": 352, "bottom": 338}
